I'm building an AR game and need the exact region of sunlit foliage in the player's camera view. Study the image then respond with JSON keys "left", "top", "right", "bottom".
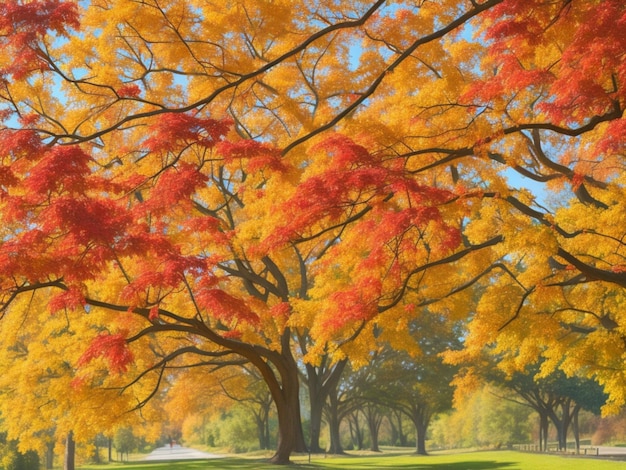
{"left": 0, "top": 0, "right": 625, "bottom": 464}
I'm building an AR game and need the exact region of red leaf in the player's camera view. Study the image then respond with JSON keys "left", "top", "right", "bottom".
{"left": 143, "top": 162, "right": 207, "bottom": 213}
{"left": 78, "top": 331, "right": 134, "bottom": 374}
{"left": 117, "top": 83, "right": 141, "bottom": 98}
{"left": 0, "top": 1, "right": 79, "bottom": 79}
{"left": 148, "top": 306, "right": 160, "bottom": 321}
{"left": 48, "top": 287, "right": 85, "bottom": 313}
{"left": 40, "top": 196, "right": 131, "bottom": 246}
{"left": 323, "top": 277, "right": 382, "bottom": 330}
{"left": 270, "top": 302, "right": 291, "bottom": 319}
{"left": 196, "top": 289, "right": 259, "bottom": 325}
{"left": 218, "top": 140, "right": 289, "bottom": 173}
{"left": 25, "top": 145, "right": 92, "bottom": 196}
{"left": 0, "top": 129, "right": 44, "bottom": 161}
{"left": 144, "top": 113, "right": 231, "bottom": 153}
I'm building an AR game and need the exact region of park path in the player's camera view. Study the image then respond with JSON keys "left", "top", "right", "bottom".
{"left": 596, "top": 446, "right": 626, "bottom": 457}
{"left": 141, "top": 444, "right": 223, "bottom": 461}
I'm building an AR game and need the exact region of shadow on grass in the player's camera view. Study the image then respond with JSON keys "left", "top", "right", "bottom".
{"left": 321, "top": 461, "right": 516, "bottom": 469}
{"left": 82, "top": 458, "right": 300, "bottom": 469}
{"left": 81, "top": 456, "right": 518, "bottom": 470}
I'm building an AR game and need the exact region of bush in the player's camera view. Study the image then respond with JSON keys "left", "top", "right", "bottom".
{"left": 0, "top": 444, "right": 39, "bottom": 470}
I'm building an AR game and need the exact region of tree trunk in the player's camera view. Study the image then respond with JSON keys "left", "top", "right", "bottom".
{"left": 415, "top": 423, "right": 427, "bottom": 455}
{"left": 573, "top": 405, "right": 581, "bottom": 454}
{"left": 413, "top": 410, "right": 430, "bottom": 455}
{"left": 391, "top": 411, "right": 408, "bottom": 447}
{"left": 325, "top": 381, "right": 347, "bottom": 454}
{"left": 46, "top": 442, "right": 54, "bottom": 469}
{"left": 348, "top": 411, "right": 364, "bottom": 450}
{"left": 92, "top": 436, "right": 101, "bottom": 464}
{"left": 369, "top": 422, "right": 381, "bottom": 452}
{"left": 64, "top": 431, "right": 75, "bottom": 470}
{"left": 549, "top": 399, "right": 571, "bottom": 452}
{"left": 108, "top": 437, "right": 112, "bottom": 462}
{"left": 303, "top": 357, "right": 347, "bottom": 453}
{"left": 267, "top": 351, "right": 307, "bottom": 464}
{"left": 308, "top": 393, "right": 325, "bottom": 453}
{"left": 364, "top": 406, "right": 383, "bottom": 452}
{"left": 539, "top": 413, "right": 549, "bottom": 452}
{"left": 252, "top": 401, "right": 272, "bottom": 450}
{"left": 271, "top": 383, "right": 306, "bottom": 463}
{"left": 255, "top": 413, "right": 267, "bottom": 450}
{"left": 327, "top": 410, "right": 343, "bottom": 454}
{"left": 265, "top": 412, "right": 271, "bottom": 450}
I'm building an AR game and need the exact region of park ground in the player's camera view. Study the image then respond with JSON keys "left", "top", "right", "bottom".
{"left": 77, "top": 447, "right": 626, "bottom": 470}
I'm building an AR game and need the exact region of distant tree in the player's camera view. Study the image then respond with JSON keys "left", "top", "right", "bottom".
{"left": 165, "top": 364, "right": 275, "bottom": 451}
{"left": 496, "top": 365, "right": 606, "bottom": 452}
{"left": 430, "top": 385, "right": 533, "bottom": 449}
{"left": 323, "top": 361, "right": 367, "bottom": 454}
{"left": 0, "top": 291, "right": 157, "bottom": 470}
{"left": 347, "top": 410, "right": 366, "bottom": 452}
{"left": 113, "top": 428, "right": 136, "bottom": 462}
{"left": 362, "top": 404, "right": 384, "bottom": 453}
{"left": 357, "top": 313, "right": 461, "bottom": 454}
{"left": 388, "top": 410, "right": 409, "bottom": 448}
{"left": 219, "top": 367, "right": 275, "bottom": 450}
{"left": 297, "top": 338, "right": 348, "bottom": 454}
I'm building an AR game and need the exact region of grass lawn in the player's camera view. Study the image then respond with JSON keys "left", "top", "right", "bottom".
{"left": 77, "top": 450, "right": 626, "bottom": 469}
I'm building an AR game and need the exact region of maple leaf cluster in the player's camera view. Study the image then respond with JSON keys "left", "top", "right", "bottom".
{"left": 0, "top": 0, "right": 78, "bottom": 80}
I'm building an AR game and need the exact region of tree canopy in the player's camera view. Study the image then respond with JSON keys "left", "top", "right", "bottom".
{"left": 0, "top": 0, "right": 625, "bottom": 464}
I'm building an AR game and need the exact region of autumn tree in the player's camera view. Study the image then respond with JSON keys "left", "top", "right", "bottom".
{"left": 379, "top": 316, "right": 460, "bottom": 455}
{"left": 496, "top": 366, "right": 606, "bottom": 452}
{"left": 0, "top": 290, "right": 163, "bottom": 470}
{"left": 431, "top": 385, "right": 533, "bottom": 450}
{"left": 1, "top": 0, "right": 626, "bottom": 465}
{"left": 324, "top": 363, "right": 364, "bottom": 454}
{"left": 167, "top": 365, "right": 275, "bottom": 450}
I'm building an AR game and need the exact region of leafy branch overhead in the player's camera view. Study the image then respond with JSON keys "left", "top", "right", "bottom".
{"left": 0, "top": 0, "right": 625, "bottom": 464}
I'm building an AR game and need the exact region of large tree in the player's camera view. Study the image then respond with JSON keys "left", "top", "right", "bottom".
{"left": 1, "top": 0, "right": 625, "bottom": 464}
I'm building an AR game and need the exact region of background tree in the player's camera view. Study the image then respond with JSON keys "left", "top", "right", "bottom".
{"left": 0, "top": 290, "right": 162, "bottom": 469}
{"left": 299, "top": 352, "right": 348, "bottom": 453}
{"left": 430, "top": 385, "right": 533, "bottom": 450}
{"left": 390, "top": 314, "right": 460, "bottom": 455}
{"left": 502, "top": 368, "right": 606, "bottom": 452}
{"left": 324, "top": 365, "right": 364, "bottom": 454}
{"left": 452, "top": 358, "right": 607, "bottom": 452}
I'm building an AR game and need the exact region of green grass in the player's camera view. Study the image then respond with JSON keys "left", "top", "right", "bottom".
{"left": 77, "top": 450, "right": 626, "bottom": 469}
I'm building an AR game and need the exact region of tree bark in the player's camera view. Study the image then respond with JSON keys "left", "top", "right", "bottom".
{"left": 348, "top": 411, "right": 364, "bottom": 450}
{"left": 364, "top": 406, "right": 383, "bottom": 452}
{"left": 308, "top": 391, "right": 325, "bottom": 453}
{"left": 46, "top": 442, "right": 54, "bottom": 469}
{"left": 325, "top": 386, "right": 344, "bottom": 454}
{"left": 413, "top": 411, "right": 430, "bottom": 455}
{"left": 573, "top": 405, "right": 581, "bottom": 454}
{"left": 548, "top": 399, "right": 571, "bottom": 452}
{"left": 261, "top": 343, "right": 307, "bottom": 464}
{"left": 64, "top": 431, "right": 75, "bottom": 470}
{"left": 302, "top": 353, "right": 347, "bottom": 453}
{"left": 92, "top": 436, "right": 101, "bottom": 464}
{"left": 390, "top": 410, "right": 408, "bottom": 447}
{"left": 270, "top": 370, "right": 307, "bottom": 464}
{"left": 265, "top": 413, "right": 271, "bottom": 450}
{"left": 537, "top": 411, "right": 550, "bottom": 452}
{"left": 255, "top": 413, "right": 267, "bottom": 450}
